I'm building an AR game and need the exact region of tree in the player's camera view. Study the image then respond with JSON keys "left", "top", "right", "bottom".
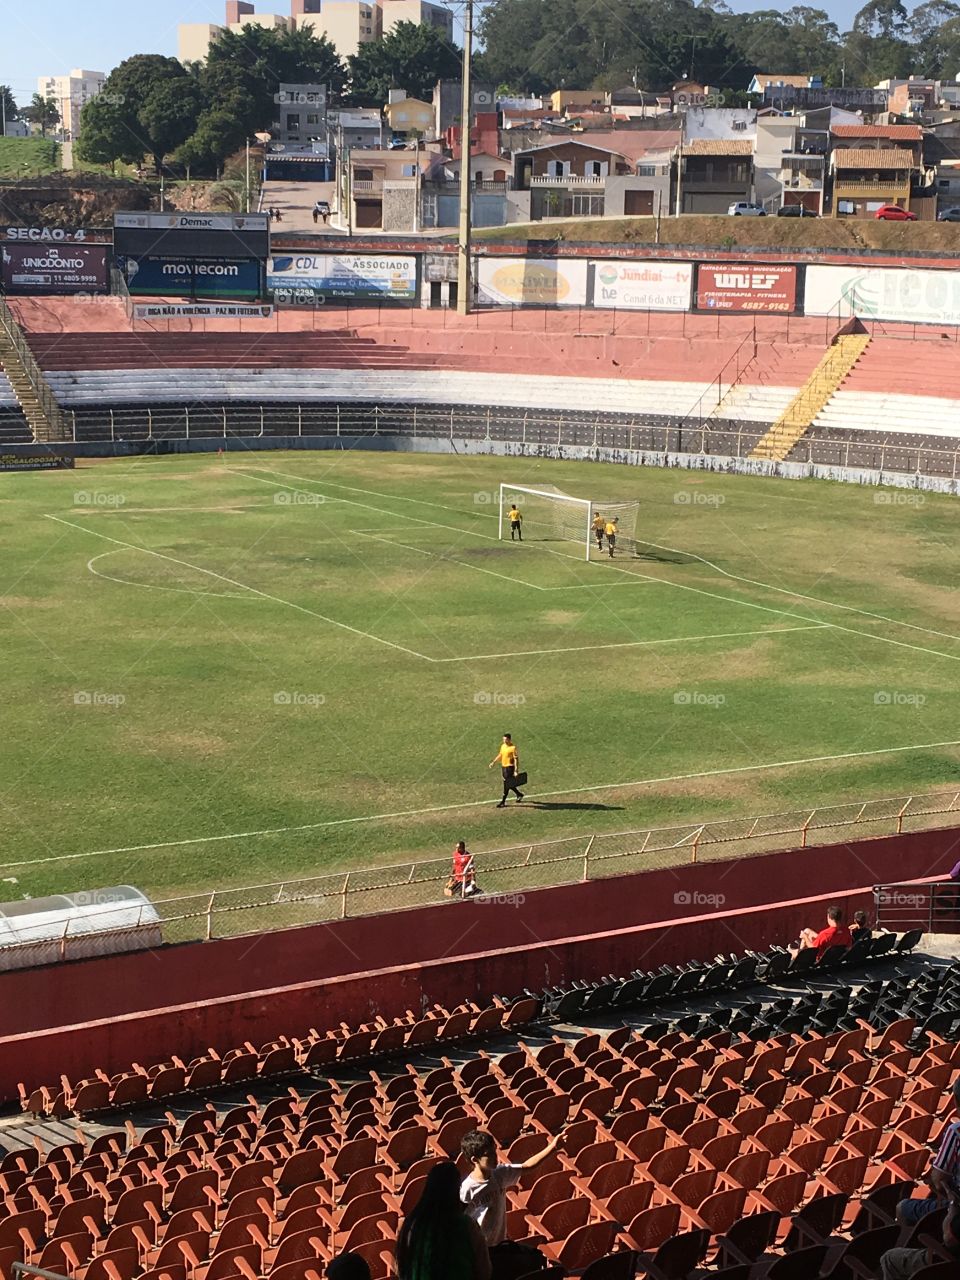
{"left": 0, "top": 85, "right": 18, "bottom": 131}
{"left": 348, "top": 22, "right": 460, "bottom": 105}
{"left": 852, "top": 0, "right": 908, "bottom": 38}
{"left": 75, "top": 55, "right": 201, "bottom": 172}
{"left": 23, "top": 94, "right": 60, "bottom": 138}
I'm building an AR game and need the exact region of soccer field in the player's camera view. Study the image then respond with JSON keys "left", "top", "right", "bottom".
{"left": 3, "top": 448, "right": 960, "bottom": 906}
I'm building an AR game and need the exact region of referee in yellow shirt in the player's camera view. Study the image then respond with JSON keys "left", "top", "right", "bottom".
{"left": 592, "top": 512, "right": 605, "bottom": 554}
{"left": 604, "top": 517, "right": 618, "bottom": 558}
{"left": 489, "top": 733, "right": 524, "bottom": 807}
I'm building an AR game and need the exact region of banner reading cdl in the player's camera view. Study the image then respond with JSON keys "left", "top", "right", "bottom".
{"left": 267, "top": 254, "right": 417, "bottom": 302}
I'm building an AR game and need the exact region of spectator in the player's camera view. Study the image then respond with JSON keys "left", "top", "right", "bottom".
{"left": 897, "top": 1077, "right": 960, "bottom": 1226}
{"left": 882, "top": 1202, "right": 960, "bottom": 1278}
{"left": 460, "top": 1128, "right": 560, "bottom": 1274}
{"left": 445, "top": 841, "right": 480, "bottom": 898}
{"left": 850, "top": 909, "right": 872, "bottom": 944}
{"left": 791, "top": 903, "right": 852, "bottom": 960}
{"left": 312, "top": 207, "right": 319, "bottom": 224}
{"left": 328, "top": 1254, "right": 372, "bottom": 1280}
{"left": 397, "top": 1161, "right": 490, "bottom": 1280}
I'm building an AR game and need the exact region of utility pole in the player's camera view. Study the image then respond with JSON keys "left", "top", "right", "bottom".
{"left": 414, "top": 134, "right": 421, "bottom": 234}
{"left": 245, "top": 137, "right": 251, "bottom": 213}
{"left": 674, "top": 108, "right": 684, "bottom": 217}
{"left": 456, "top": 0, "right": 473, "bottom": 315}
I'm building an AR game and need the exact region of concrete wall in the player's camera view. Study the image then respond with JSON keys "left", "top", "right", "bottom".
{"left": 0, "top": 824, "right": 955, "bottom": 1101}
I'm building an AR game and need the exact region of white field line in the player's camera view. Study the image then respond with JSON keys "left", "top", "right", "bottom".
{"left": 46, "top": 515, "right": 433, "bottom": 662}
{"left": 7, "top": 736, "right": 960, "bottom": 872}
{"left": 247, "top": 468, "right": 960, "bottom": 661}
{"left": 87, "top": 551, "right": 255, "bottom": 600}
{"left": 437, "top": 623, "right": 831, "bottom": 663}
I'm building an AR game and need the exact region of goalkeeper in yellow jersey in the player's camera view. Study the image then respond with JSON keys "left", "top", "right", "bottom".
{"left": 605, "top": 516, "right": 618, "bottom": 557}
{"left": 592, "top": 511, "right": 605, "bottom": 554}
{"left": 507, "top": 503, "right": 523, "bottom": 541}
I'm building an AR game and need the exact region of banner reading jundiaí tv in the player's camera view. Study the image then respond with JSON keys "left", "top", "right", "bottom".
{"left": 476, "top": 258, "right": 588, "bottom": 307}
{"left": 591, "top": 260, "right": 692, "bottom": 311}
{"left": 805, "top": 264, "right": 960, "bottom": 325}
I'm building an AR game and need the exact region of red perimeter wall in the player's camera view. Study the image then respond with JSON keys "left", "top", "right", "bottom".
{"left": 0, "top": 825, "right": 956, "bottom": 1102}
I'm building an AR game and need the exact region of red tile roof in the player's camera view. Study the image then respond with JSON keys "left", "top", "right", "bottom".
{"left": 832, "top": 124, "right": 922, "bottom": 140}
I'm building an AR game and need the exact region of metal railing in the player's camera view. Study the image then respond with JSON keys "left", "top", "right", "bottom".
{"left": 0, "top": 295, "right": 65, "bottom": 438}
{"left": 3, "top": 787, "right": 960, "bottom": 956}
{"left": 676, "top": 325, "right": 760, "bottom": 430}
{"left": 874, "top": 881, "right": 960, "bottom": 933}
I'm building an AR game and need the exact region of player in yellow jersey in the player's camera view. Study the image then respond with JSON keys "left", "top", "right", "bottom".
{"left": 508, "top": 504, "right": 523, "bottom": 541}
{"left": 592, "top": 512, "right": 605, "bottom": 554}
{"left": 489, "top": 733, "right": 524, "bottom": 806}
{"left": 604, "top": 517, "right": 618, "bottom": 558}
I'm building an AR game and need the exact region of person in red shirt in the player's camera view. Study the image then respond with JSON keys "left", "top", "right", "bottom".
{"left": 793, "top": 904, "right": 853, "bottom": 959}
{"left": 445, "top": 841, "right": 480, "bottom": 898}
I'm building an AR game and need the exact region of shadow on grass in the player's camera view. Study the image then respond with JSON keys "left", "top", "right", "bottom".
{"left": 525, "top": 801, "right": 624, "bottom": 811}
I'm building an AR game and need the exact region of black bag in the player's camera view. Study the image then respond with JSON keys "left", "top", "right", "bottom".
{"left": 514, "top": 771, "right": 528, "bottom": 787}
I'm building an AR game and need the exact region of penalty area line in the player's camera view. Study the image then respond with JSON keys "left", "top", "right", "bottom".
{"left": 8, "top": 736, "right": 960, "bottom": 871}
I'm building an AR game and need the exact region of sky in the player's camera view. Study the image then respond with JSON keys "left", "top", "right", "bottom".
{"left": 1, "top": 0, "right": 873, "bottom": 108}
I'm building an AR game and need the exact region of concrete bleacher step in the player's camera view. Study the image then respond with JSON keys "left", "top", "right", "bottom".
{"left": 751, "top": 334, "right": 871, "bottom": 463}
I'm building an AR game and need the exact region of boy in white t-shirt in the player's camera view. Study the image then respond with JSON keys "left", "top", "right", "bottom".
{"left": 460, "top": 1128, "right": 561, "bottom": 1247}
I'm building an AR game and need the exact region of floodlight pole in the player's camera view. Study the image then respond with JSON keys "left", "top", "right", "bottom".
{"left": 456, "top": 0, "right": 473, "bottom": 315}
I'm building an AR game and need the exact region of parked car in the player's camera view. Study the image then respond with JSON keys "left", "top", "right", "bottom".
{"left": 728, "top": 201, "right": 767, "bottom": 216}
{"left": 777, "top": 205, "right": 818, "bottom": 217}
{"left": 938, "top": 208, "right": 960, "bottom": 221}
{"left": 874, "top": 205, "right": 917, "bottom": 221}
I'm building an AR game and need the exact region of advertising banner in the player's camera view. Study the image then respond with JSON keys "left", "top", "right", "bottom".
{"left": 805, "top": 264, "right": 960, "bottom": 326}
{"left": 696, "top": 264, "right": 797, "bottom": 313}
{"left": 592, "top": 260, "right": 692, "bottom": 311}
{"left": 267, "top": 254, "right": 417, "bottom": 302}
{"left": 115, "top": 213, "right": 270, "bottom": 232}
{"left": 114, "top": 212, "right": 269, "bottom": 260}
{"left": 476, "top": 257, "right": 588, "bottom": 307}
{"left": 133, "top": 302, "right": 273, "bottom": 319}
{"left": 118, "top": 255, "right": 262, "bottom": 299}
{"left": 0, "top": 452, "right": 74, "bottom": 471}
{"left": 1, "top": 243, "right": 109, "bottom": 294}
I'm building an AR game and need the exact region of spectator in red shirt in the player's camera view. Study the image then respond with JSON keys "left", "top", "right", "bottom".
{"left": 445, "top": 841, "right": 480, "bottom": 898}
{"left": 792, "top": 904, "right": 853, "bottom": 960}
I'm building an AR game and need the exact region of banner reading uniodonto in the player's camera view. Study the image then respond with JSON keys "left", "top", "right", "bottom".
{"left": 1, "top": 243, "right": 109, "bottom": 294}
{"left": 591, "top": 260, "right": 692, "bottom": 311}
{"left": 805, "top": 264, "right": 960, "bottom": 325}
{"left": 477, "top": 257, "right": 588, "bottom": 307}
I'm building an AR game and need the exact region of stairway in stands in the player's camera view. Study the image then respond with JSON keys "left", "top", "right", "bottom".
{"left": 750, "top": 333, "right": 871, "bottom": 462}
{"left": 0, "top": 299, "right": 67, "bottom": 442}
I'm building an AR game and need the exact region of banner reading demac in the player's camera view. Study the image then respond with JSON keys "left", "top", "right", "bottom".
{"left": 591, "top": 260, "right": 692, "bottom": 311}
{"left": 805, "top": 264, "right": 960, "bottom": 326}
{"left": 1, "top": 243, "right": 109, "bottom": 294}
{"left": 477, "top": 258, "right": 588, "bottom": 307}
{"left": 114, "top": 212, "right": 269, "bottom": 260}
{"left": 268, "top": 254, "right": 417, "bottom": 302}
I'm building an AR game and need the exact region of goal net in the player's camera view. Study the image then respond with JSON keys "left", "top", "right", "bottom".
{"left": 498, "top": 483, "right": 641, "bottom": 560}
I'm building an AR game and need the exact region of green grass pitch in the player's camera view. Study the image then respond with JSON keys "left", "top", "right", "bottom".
{"left": 3, "top": 448, "right": 960, "bottom": 905}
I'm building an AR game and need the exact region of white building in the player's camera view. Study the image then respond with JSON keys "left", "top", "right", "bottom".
{"left": 37, "top": 69, "right": 105, "bottom": 141}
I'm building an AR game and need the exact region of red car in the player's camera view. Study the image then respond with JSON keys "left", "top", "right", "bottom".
{"left": 874, "top": 205, "right": 917, "bottom": 221}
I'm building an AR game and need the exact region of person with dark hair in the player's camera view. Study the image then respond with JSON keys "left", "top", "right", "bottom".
{"left": 489, "top": 734, "right": 523, "bottom": 808}
{"left": 397, "top": 1161, "right": 490, "bottom": 1280}
{"left": 792, "top": 903, "right": 852, "bottom": 960}
{"left": 850, "top": 909, "right": 872, "bottom": 944}
{"left": 328, "top": 1253, "right": 372, "bottom": 1280}
{"left": 460, "top": 1126, "right": 560, "bottom": 1264}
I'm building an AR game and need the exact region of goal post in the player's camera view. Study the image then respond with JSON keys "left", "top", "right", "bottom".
{"left": 499, "top": 483, "right": 593, "bottom": 560}
{"left": 498, "top": 483, "right": 643, "bottom": 560}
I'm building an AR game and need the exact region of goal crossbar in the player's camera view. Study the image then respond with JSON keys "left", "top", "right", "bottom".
{"left": 499, "top": 483, "right": 593, "bottom": 560}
